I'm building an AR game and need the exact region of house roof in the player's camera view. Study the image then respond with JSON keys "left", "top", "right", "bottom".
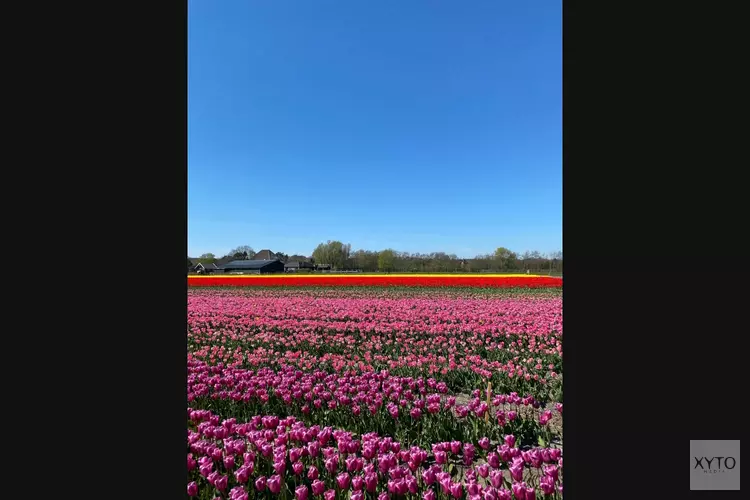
{"left": 221, "top": 259, "right": 282, "bottom": 270}
{"left": 254, "top": 249, "right": 276, "bottom": 260}
{"left": 193, "top": 262, "right": 219, "bottom": 270}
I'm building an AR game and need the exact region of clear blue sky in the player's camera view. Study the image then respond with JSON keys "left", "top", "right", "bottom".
{"left": 189, "top": 0, "right": 561, "bottom": 259}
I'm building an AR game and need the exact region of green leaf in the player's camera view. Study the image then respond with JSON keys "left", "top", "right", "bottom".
{"left": 538, "top": 436, "right": 546, "bottom": 447}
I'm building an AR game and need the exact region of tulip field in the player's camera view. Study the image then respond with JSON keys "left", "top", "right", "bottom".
{"left": 188, "top": 275, "right": 563, "bottom": 499}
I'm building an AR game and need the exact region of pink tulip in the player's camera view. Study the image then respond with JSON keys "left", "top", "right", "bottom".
{"left": 337, "top": 472, "right": 351, "bottom": 490}
{"left": 510, "top": 462, "right": 524, "bottom": 482}
{"left": 422, "top": 467, "right": 436, "bottom": 485}
{"left": 528, "top": 450, "right": 542, "bottom": 468}
{"left": 311, "top": 480, "right": 326, "bottom": 496}
{"left": 407, "top": 477, "right": 419, "bottom": 494}
{"left": 396, "top": 479, "right": 409, "bottom": 495}
{"left": 450, "top": 482, "right": 463, "bottom": 499}
{"left": 187, "top": 482, "right": 198, "bottom": 497}
{"left": 234, "top": 466, "right": 250, "bottom": 484}
{"left": 318, "top": 428, "right": 332, "bottom": 445}
{"left": 477, "top": 464, "right": 490, "bottom": 478}
{"left": 307, "top": 465, "right": 319, "bottom": 480}
{"left": 293, "top": 461, "right": 304, "bottom": 475}
{"left": 348, "top": 441, "right": 360, "bottom": 454}
{"left": 539, "top": 411, "right": 552, "bottom": 426}
{"left": 200, "top": 462, "right": 213, "bottom": 478}
{"left": 423, "top": 490, "right": 436, "bottom": 500}
{"left": 478, "top": 437, "right": 490, "bottom": 450}
{"left": 497, "top": 488, "right": 512, "bottom": 500}
{"left": 215, "top": 474, "right": 228, "bottom": 491}
{"left": 438, "top": 474, "right": 452, "bottom": 494}
{"left": 504, "top": 435, "right": 516, "bottom": 448}
{"left": 274, "top": 459, "right": 286, "bottom": 475}
{"left": 296, "top": 485, "right": 309, "bottom": 500}
{"left": 512, "top": 483, "right": 526, "bottom": 500}
{"left": 464, "top": 443, "right": 476, "bottom": 464}
{"left": 539, "top": 477, "right": 555, "bottom": 496}
{"left": 489, "top": 470, "right": 503, "bottom": 488}
{"left": 325, "top": 490, "right": 337, "bottom": 500}
{"left": 255, "top": 476, "right": 267, "bottom": 492}
{"left": 268, "top": 475, "right": 281, "bottom": 494}
{"left": 365, "top": 472, "right": 378, "bottom": 493}
{"left": 435, "top": 451, "right": 447, "bottom": 464}
{"left": 229, "top": 486, "right": 247, "bottom": 500}
{"left": 362, "top": 444, "right": 376, "bottom": 460}
{"left": 543, "top": 465, "right": 558, "bottom": 482}
{"left": 352, "top": 475, "right": 364, "bottom": 491}
{"left": 450, "top": 441, "right": 461, "bottom": 454}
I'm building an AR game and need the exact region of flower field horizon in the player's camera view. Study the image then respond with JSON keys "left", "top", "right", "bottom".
{"left": 187, "top": 281, "right": 563, "bottom": 499}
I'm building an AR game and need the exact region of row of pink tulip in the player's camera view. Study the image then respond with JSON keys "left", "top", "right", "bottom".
{"left": 187, "top": 408, "right": 562, "bottom": 500}
{"left": 188, "top": 361, "right": 561, "bottom": 448}
{"left": 188, "top": 293, "right": 561, "bottom": 399}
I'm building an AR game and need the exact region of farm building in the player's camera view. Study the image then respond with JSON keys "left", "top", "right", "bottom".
{"left": 284, "top": 261, "right": 314, "bottom": 272}
{"left": 192, "top": 262, "right": 221, "bottom": 274}
{"left": 215, "top": 256, "right": 233, "bottom": 267}
{"left": 253, "top": 249, "right": 277, "bottom": 261}
{"left": 315, "top": 263, "right": 332, "bottom": 271}
{"left": 220, "top": 259, "right": 284, "bottom": 274}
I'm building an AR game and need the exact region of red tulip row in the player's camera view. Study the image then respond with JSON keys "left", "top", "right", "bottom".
{"left": 188, "top": 276, "right": 562, "bottom": 288}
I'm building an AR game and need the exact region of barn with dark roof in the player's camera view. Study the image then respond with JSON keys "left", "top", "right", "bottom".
{"left": 219, "top": 259, "right": 284, "bottom": 274}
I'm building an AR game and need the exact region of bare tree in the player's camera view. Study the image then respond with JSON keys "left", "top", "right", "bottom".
{"left": 228, "top": 246, "right": 255, "bottom": 260}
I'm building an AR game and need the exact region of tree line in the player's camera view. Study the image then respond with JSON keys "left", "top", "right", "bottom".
{"left": 190, "top": 242, "right": 562, "bottom": 274}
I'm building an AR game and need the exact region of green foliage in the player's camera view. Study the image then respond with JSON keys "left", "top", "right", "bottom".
{"left": 378, "top": 249, "right": 396, "bottom": 272}
{"left": 312, "top": 240, "right": 351, "bottom": 270}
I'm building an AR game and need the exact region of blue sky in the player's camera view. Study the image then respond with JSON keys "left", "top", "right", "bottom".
{"left": 188, "top": 0, "right": 561, "bottom": 258}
